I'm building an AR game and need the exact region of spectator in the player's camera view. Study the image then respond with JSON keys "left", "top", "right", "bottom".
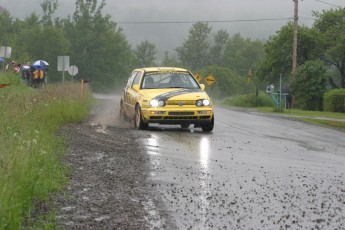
{"left": 283, "top": 84, "right": 292, "bottom": 109}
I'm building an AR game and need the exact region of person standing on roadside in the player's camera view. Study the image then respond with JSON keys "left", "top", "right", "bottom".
{"left": 283, "top": 84, "right": 292, "bottom": 109}
{"left": 32, "top": 66, "right": 44, "bottom": 88}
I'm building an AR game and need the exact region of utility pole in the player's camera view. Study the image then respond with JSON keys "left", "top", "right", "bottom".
{"left": 291, "top": 0, "right": 299, "bottom": 81}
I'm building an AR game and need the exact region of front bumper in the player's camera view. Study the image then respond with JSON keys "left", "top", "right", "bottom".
{"left": 141, "top": 107, "right": 213, "bottom": 125}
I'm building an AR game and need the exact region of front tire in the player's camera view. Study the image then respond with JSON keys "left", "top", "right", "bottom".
{"left": 134, "top": 104, "right": 148, "bottom": 130}
{"left": 201, "top": 116, "right": 214, "bottom": 132}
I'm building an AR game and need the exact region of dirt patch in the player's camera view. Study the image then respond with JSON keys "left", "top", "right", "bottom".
{"left": 33, "top": 98, "right": 169, "bottom": 229}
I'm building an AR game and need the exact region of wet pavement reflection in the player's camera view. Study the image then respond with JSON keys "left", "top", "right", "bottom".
{"left": 136, "top": 107, "right": 345, "bottom": 229}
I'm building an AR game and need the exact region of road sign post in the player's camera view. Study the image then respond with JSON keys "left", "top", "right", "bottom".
{"left": 68, "top": 65, "right": 78, "bottom": 82}
{"left": 57, "top": 56, "right": 70, "bottom": 83}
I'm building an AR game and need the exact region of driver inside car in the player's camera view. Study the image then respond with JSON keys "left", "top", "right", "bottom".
{"left": 143, "top": 76, "right": 154, "bottom": 88}
{"left": 170, "top": 74, "right": 184, "bottom": 87}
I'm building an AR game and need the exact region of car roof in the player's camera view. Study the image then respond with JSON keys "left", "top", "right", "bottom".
{"left": 133, "top": 67, "right": 188, "bottom": 72}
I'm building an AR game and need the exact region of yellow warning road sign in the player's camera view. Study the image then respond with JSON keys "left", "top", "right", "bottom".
{"left": 205, "top": 75, "right": 215, "bottom": 86}
{"left": 194, "top": 73, "right": 202, "bottom": 82}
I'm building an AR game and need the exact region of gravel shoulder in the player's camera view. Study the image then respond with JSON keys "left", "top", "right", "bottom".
{"left": 42, "top": 98, "right": 169, "bottom": 229}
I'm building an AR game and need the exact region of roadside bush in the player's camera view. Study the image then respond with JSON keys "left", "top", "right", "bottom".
{"left": 0, "top": 72, "right": 22, "bottom": 86}
{"left": 291, "top": 60, "right": 327, "bottom": 111}
{"left": 222, "top": 91, "right": 274, "bottom": 107}
{"left": 323, "top": 88, "right": 345, "bottom": 112}
{"left": 197, "top": 66, "right": 256, "bottom": 99}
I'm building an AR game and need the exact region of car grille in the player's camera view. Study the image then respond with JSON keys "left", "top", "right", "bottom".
{"left": 166, "top": 100, "right": 195, "bottom": 106}
{"left": 168, "top": 112, "right": 194, "bottom": 116}
{"left": 164, "top": 116, "right": 198, "bottom": 120}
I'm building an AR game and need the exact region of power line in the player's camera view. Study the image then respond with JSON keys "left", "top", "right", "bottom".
{"left": 313, "top": 0, "right": 342, "bottom": 8}
{"left": 116, "top": 18, "right": 294, "bottom": 25}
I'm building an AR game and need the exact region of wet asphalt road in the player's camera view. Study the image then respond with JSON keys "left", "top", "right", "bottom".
{"left": 136, "top": 109, "right": 345, "bottom": 229}
{"left": 97, "top": 94, "right": 345, "bottom": 229}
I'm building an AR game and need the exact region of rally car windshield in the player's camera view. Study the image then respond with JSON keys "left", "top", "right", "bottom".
{"left": 141, "top": 71, "right": 200, "bottom": 89}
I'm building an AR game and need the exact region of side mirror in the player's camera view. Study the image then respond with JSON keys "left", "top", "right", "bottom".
{"left": 200, "top": 84, "right": 205, "bottom": 90}
{"left": 132, "top": 84, "right": 140, "bottom": 92}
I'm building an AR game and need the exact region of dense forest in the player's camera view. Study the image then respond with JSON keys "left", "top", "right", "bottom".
{"left": 1, "top": 0, "right": 345, "bottom": 108}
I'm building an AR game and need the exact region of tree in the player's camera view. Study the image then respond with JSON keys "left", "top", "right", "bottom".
{"left": 223, "top": 33, "right": 265, "bottom": 77}
{"left": 64, "top": 0, "right": 135, "bottom": 91}
{"left": 313, "top": 8, "right": 345, "bottom": 88}
{"left": 161, "top": 51, "right": 180, "bottom": 67}
{"left": 257, "top": 22, "right": 322, "bottom": 84}
{"left": 10, "top": 12, "right": 70, "bottom": 82}
{"left": 0, "top": 8, "right": 16, "bottom": 47}
{"left": 209, "top": 29, "right": 229, "bottom": 66}
{"left": 291, "top": 60, "right": 328, "bottom": 110}
{"left": 134, "top": 40, "right": 157, "bottom": 67}
{"left": 176, "top": 22, "right": 212, "bottom": 70}
{"left": 41, "top": 0, "right": 59, "bottom": 26}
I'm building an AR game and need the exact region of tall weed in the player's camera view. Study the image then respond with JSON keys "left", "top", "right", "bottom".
{"left": 0, "top": 79, "right": 93, "bottom": 229}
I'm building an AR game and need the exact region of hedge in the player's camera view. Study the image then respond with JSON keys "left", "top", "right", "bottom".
{"left": 323, "top": 88, "right": 345, "bottom": 112}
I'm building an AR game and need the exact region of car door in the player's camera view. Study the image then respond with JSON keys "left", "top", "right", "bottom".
{"left": 123, "top": 71, "right": 138, "bottom": 114}
{"left": 126, "top": 71, "right": 143, "bottom": 117}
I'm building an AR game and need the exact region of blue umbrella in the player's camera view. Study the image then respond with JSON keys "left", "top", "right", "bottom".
{"left": 33, "top": 60, "right": 49, "bottom": 67}
{"left": 0, "top": 57, "right": 4, "bottom": 62}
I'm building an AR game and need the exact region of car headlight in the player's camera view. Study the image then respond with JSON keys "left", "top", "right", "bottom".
{"left": 196, "top": 99, "right": 210, "bottom": 107}
{"left": 203, "top": 99, "right": 210, "bottom": 106}
{"left": 150, "top": 99, "right": 166, "bottom": 107}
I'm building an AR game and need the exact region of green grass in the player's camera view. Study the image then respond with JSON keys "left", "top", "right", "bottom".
{"left": 0, "top": 73, "right": 94, "bottom": 229}
{"left": 221, "top": 92, "right": 345, "bottom": 131}
{"left": 257, "top": 107, "right": 345, "bottom": 131}
{"left": 299, "top": 118, "right": 345, "bottom": 130}
{"left": 257, "top": 107, "right": 345, "bottom": 119}
{"left": 222, "top": 93, "right": 274, "bottom": 108}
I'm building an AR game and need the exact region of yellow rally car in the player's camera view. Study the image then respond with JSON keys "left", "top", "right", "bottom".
{"left": 120, "top": 67, "right": 214, "bottom": 132}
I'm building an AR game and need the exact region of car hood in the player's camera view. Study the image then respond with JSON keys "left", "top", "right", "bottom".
{"left": 140, "top": 88, "right": 211, "bottom": 101}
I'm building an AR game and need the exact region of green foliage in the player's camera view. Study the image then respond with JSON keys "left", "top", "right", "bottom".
{"left": 176, "top": 22, "right": 212, "bottom": 70}
{"left": 223, "top": 33, "right": 265, "bottom": 77}
{"left": 0, "top": 72, "right": 22, "bottom": 85}
{"left": 300, "top": 118, "right": 345, "bottom": 130}
{"left": 133, "top": 40, "right": 157, "bottom": 67}
{"left": 161, "top": 51, "right": 181, "bottom": 67}
{"left": 0, "top": 0, "right": 135, "bottom": 92}
{"left": 313, "top": 8, "right": 345, "bottom": 88}
{"left": 41, "top": 0, "right": 59, "bottom": 26}
{"left": 197, "top": 66, "right": 256, "bottom": 99}
{"left": 64, "top": 0, "right": 135, "bottom": 92}
{"left": 222, "top": 92, "right": 274, "bottom": 107}
{"left": 323, "top": 88, "right": 345, "bottom": 112}
{"left": 257, "top": 23, "right": 322, "bottom": 84}
{"left": 175, "top": 26, "right": 265, "bottom": 83}
{"left": 0, "top": 82, "right": 93, "bottom": 229}
{"left": 209, "top": 29, "right": 229, "bottom": 66}
{"left": 292, "top": 60, "right": 328, "bottom": 111}
{"left": 0, "top": 10, "right": 16, "bottom": 46}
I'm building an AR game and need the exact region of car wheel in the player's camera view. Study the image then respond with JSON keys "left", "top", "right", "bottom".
{"left": 180, "top": 123, "right": 190, "bottom": 129}
{"left": 135, "top": 104, "right": 148, "bottom": 130}
{"left": 201, "top": 116, "right": 214, "bottom": 132}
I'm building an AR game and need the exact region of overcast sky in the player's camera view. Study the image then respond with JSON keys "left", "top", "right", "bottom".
{"left": 2, "top": 0, "right": 345, "bottom": 58}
